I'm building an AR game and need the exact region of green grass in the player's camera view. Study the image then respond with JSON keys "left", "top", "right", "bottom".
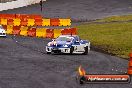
{"left": 96, "top": 15, "right": 132, "bottom": 22}
{"left": 76, "top": 22, "right": 132, "bottom": 59}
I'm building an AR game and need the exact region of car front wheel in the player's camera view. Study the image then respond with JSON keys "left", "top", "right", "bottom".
{"left": 83, "top": 46, "right": 89, "bottom": 55}
{"left": 70, "top": 46, "right": 74, "bottom": 54}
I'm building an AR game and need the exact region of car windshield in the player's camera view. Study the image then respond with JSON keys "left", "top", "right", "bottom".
{"left": 56, "top": 37, "right": 73, "bottom": 42}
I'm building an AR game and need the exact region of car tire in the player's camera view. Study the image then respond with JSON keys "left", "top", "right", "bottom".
{"left": 70, "top": 46, "right": 74, "bottom": 54}
{"left": 47, "top": 52, "right": 51, "bottom": 54}
{"left": 83, "top": 46, "right": 88, "bottom": 55}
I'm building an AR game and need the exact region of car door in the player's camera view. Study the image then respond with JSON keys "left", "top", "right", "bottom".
{"left": 73, "top": 40, "right": 84, "bottom": 52}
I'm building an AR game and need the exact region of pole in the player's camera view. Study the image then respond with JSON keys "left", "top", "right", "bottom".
{"left": 40, "top": 0, "right": 43, "bottom": 12}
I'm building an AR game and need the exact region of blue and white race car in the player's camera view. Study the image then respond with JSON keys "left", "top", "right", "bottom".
{"left": 46, "top": 35, "right": 90, "bottom": 55}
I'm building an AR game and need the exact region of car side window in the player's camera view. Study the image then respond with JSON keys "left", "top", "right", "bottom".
{"left": 75, "top": 36, "right": 80, "bottom": 41}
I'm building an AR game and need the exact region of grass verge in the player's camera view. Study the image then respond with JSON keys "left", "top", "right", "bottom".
{"left": 96, "top": 15, "right": 132, "bottom": 22}
{"left": 76, "top": 21, "right": 132, "bottom": 59}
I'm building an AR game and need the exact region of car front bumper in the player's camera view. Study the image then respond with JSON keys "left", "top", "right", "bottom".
{"left": 0, "top": 33, "right": 6, "bottom": 37}
{"left": 46, "top": 46, "right": 70, "bottom": 53}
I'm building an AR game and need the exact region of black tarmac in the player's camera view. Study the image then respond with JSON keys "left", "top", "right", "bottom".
{"left": 0, "top": 35, "right": 131, "bottom": 88}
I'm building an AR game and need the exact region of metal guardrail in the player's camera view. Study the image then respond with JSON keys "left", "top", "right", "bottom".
{"left": 0, "top": 0, "right": 17, "bottom": 3}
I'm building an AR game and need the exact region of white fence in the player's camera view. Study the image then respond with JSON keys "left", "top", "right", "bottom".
{"left": 0, "top": 0, "right": 17, "bottom": 3}
{"left": 0, "top": 0, "right": 46, "bottom": 11}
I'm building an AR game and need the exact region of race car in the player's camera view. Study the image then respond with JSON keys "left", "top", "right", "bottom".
{"left": 0, "top": 25, "right": 6, "bottom": 37}
{"left": 46, "top": 35, "right": 90, "bottom": 55}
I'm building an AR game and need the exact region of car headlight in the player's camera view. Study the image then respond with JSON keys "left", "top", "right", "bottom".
{"left": 47, "top": 43, "right": 52, "bottom": 46}
{"left": 2, "top": 30, "right": 5, "bottom": 33}
{"left": 63, "top": 45, "right": 68, "bottom": 47}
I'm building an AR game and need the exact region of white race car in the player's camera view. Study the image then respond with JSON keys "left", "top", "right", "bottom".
{"left": 0, "top": 25, "right": 6, "bottom": 37}
{"left": 46, "top": 35, "right": 90, "bottom": 55}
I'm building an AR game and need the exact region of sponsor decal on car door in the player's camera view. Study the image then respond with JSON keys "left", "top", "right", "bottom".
{"left": 74, "top": 43, "right": 84, "bottom": 52}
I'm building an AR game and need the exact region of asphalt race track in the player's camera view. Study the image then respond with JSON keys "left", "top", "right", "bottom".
{"left": 0, "top": 35, "right": 131, "bottom": 88}
{"left": 1, "top": 0, "right": 132, "bottom": 20}
{"left": 0, "top": 0, "right": 132, "bottom": 88}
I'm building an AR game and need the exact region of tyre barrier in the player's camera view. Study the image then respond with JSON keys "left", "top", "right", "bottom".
{"left": 27, "top": 27, "right": 36, "bottom": 37}
{"left": 0, "top": 19, "right": 7, "bottom": 25}
{"left": 36, "top": 28, "right": 46, "bottom": 38}
{"left": 6, "top": 25, "right": 13, "bottom": 34}
{"left": 128, "top": 52, "right": 132, "bottom": 75}
{"left": 20, "top": 19, "right": 28, "bottom": 26}
{"left": 12, "top": 26, "right": 21, "bottom": 35}
{"left": 4, "top": 26, "right": 77, "bottom": 38}
{"left": 0, "top": 18, "right": 71, "bottom": 26}
{"left": 13, "top": 18, "right": 21, "bottom": 26}
{"left": 35, "top": 19, "right": 43, "bottom": 26}
{"left": 59, "top": 19, "right": 71, "bottom": 26}
{"left": 46, "top": 29, "right": 54, "bottom": 38}
{"left": 61, "top": 28, "right": 77, "bottom": 35}
{"left": 50, "top": 18, "right": 60, "bottom": 26}
{"left": 20, "top": 26, "right": 28, "bottom": 36}
{"left": 7, "top": 19, "right": 14, "bottom": 25}
{"left": 54, "top": 29, "right": 62, "bottom": 38}
{"left": 0, "top": 14, "right": 42, "bottom": 19}
{"left": 0, "top": 14, "right": 71, "bottom": 26}
{"left": 42, "top": 19, "right": 50, "bottom": 26}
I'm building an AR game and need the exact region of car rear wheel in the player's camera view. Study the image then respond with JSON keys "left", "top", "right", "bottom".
{"left": 70, "top": 46, "right": 74, "bottom": 54}
{"left": 83, "top": 46, "right": 88, "bottom": 55}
